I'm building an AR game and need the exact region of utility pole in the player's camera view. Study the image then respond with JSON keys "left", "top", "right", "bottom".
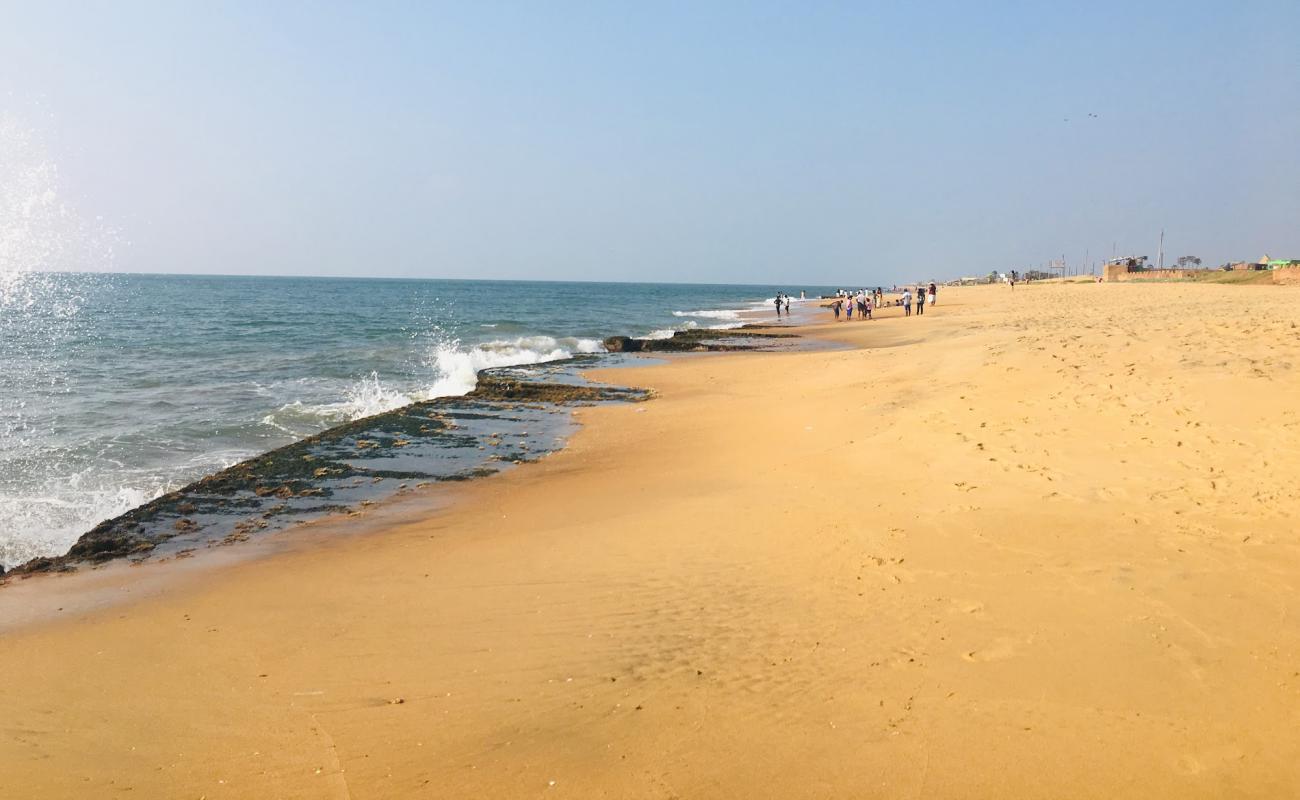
{"left": 1157, "top": 229, "right": 1164, "bottom": 270}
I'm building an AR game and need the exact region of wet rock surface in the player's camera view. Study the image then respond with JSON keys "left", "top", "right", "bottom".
{"left": 603, "top": 327, "right": 796, "bottom": 353}
{"left": 469, "top": 374, "right": 647, "bottom": 403}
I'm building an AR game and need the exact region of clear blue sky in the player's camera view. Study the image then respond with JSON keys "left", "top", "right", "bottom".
{"left": 3, "top": 1, "right": 1297, "bottom": 284}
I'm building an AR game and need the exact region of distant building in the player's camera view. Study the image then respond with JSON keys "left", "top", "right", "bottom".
{"left": 1101, "top": 256, "right": 1147, "bottom": 281}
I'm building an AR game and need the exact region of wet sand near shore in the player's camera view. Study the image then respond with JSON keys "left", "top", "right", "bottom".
{"left": 3, "top": 283, "right": 1300, "bottom": 798}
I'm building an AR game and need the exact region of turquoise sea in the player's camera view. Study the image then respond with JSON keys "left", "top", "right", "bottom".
{"left": 0, "top": 272, "right": 835, "bottom": 567}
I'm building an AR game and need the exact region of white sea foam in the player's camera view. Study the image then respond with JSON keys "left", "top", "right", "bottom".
{"left": 0, "top": 483, "right": 163, "bottom": 568}
{"left": 261, "top": 372, "right": 414, "bottom": 431}
{"left": 426, "top": 336, "right": 602, "bottom": 398}
{"left": 0, "top": 445, "right": 257, "bottom": 568}
{"left": 339, "top": 371, "right": 416, "bottom": 417}
{"left": 261, "top": 336, "right": 605, "bottom": 433}
{"left": 673, "top": 308, "right": 743, "bottom": 320}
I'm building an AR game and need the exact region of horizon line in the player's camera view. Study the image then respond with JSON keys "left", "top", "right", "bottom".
{"left": 24, "top": 268, "right": 901, "bottom": 289}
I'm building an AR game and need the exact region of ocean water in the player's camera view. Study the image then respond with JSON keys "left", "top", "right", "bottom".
{"left": 0, "top": 272, "right": 832, "bottom": 567}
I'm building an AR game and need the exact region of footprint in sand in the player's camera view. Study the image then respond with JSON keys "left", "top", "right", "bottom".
{"left": 962, "top": 637, "right": 1020, "bottom": 662}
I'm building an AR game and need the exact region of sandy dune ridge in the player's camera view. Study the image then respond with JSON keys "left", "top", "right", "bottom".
{"left": 2, "top": 282, "right": 1299, "bottom": 798}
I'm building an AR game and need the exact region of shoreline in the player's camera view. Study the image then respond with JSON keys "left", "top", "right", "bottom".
{"left": 0, "top": 275, "right": 820, "bottom": 574}
{"left": 4, "top": 283, "right": 1300, "bottom": 797}
{"left": 1, "top": 321, "right": 808, "bottom": 582}
{"left": 0, "top": 315, "right": 818, "bottom": 631}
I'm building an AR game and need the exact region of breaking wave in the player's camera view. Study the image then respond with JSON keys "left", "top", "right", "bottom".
{"left": 261, "top": 335, "right": 606, "bottom": 434}
{"left": 426, "top": 335, "right": 603, "bottom": 398}
{"left": 673, "top": 308, "right": 743, "bottom": 320}
{"left": 0, "top": 483, "right": 160, "bottom": 568}
{"left": 260, "top": 372, "right": 414, "bottom": 432}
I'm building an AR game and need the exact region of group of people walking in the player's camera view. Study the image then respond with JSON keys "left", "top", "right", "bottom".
{"left": 900, "top": 282, "right": 938, "bottom": 316}
{"left": 829, "top": 288, "right": 879, "bottom": 321}
{"left": 830, "top": 283, "right": 937, "bottom": 321}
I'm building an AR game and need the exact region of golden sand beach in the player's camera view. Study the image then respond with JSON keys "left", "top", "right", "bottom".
{"left": 3, "top": 282, "right": 1299, "bottom": 798}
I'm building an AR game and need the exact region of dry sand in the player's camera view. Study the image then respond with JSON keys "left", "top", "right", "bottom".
{"left": 3, "top": 283, "right": 1299, "bottom": 798}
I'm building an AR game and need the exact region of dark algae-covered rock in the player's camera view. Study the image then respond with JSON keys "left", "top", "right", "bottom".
{"left": 603, "top": 328, "right": 795, "bottom": 353}
{"left": 9, "top": 368, "right": 650, "bottom": 577}
{"left": 469, "top": 374, "right": 646, "bottom": 403}
{"left": 602, "top": 335, "right": 639, "bottom": 352}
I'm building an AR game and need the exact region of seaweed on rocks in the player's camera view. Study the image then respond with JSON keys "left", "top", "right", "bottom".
{"left": 469, "top": 374, "right": 647, "bottom": 403}
{"left": 603, "top": 328, "right": 796, "bottom": 353}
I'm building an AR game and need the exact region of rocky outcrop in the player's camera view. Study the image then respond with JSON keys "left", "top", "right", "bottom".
{"left": 604, "top": 328, "right": 794, "bottom": 353}
{"left": 8, "top": 371, "right": 649, "bottom": 578}
{"left": 469, "top": 376, "right": 647, "bottom": 403}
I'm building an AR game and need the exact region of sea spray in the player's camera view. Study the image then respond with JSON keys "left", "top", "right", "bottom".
{"left": 259, "top": 336, "right": 606, "bottom": 433}
{"left": 0, "top": 116, "right": 132, "bottom": 567}
{"left": 426, "top": 336, "right": 603, "bottom": 397}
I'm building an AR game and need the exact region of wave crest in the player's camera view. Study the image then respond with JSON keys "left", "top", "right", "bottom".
{"left": 673, "top": 309, "right": 742, "bottom": 320}
{"left": 261, "top": 335, "right": 605, "bottom": 433}
{"left": 427, "top": 335, "right": 602, "bottom": 397}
